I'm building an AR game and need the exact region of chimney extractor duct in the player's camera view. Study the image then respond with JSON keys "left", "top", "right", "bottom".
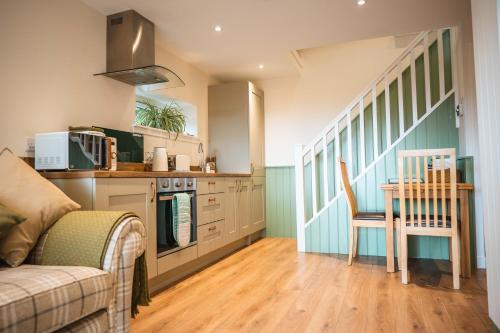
{"left": 94, "top": 10, "right": 185, "bottom": 88}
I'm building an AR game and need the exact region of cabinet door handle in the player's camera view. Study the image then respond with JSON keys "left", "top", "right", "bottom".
{"left": 208, "top": 197, "right": 216, "bottom": 203}
{"left": 208, "top": 181, "right": 216, "bottom": 185}
{"left": 150, "top": 181, "right": 156, "bottom": 203}
{"left": 208, "top": 226, "right": 217, "bottom": 232}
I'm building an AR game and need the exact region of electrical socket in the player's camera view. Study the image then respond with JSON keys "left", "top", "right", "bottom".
{"left": 25, "top": 137, "right": 35, "bottom": 155}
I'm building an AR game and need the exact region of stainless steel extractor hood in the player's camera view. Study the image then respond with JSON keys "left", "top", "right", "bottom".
{"left": 94, "top": 10, "right": 185, "bottom": 88}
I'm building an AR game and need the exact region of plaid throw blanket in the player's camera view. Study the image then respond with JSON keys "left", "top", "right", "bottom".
{"left": 38, "top": 211, "right": 150, "bottom": 316}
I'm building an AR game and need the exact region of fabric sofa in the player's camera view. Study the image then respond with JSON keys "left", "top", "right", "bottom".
{"left": 0, "top": 213, "right": 146, "bottom": 333}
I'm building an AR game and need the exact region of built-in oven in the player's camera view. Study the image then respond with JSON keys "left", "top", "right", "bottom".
{"left": 156, "top": 178, "right": 197, "bottom": 257}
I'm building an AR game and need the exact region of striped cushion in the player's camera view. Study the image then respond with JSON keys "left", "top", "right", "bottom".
{"left": 0, "top": 265, "right": 111, "bottom": 333}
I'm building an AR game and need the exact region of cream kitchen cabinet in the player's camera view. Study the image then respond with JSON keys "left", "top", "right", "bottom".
{"left": 224, "top": 179, "right": 239, "bottom": 244}
{"left": 238, "top": 179, "right": 252, "bottom": 237}
{"left": 250, "top": 177, "right": 266, "bottom": 233}
{"left": 224, "top": 178, "right": 252, "bottom": 244}
{"left": 93, "top": 178, "right": 157, "bottom": 278}
{"left": 197, "top": 178, "right": 225, "bottom": 195}
{"left": 197, "top": 220, "right": 225, "bottom": 257}
{"left": 50, "top": 178, "right": 157, "bottom": 278}
{"left": 197, "top": 193, "right": 225, "bottom": 226}
{"left": 208, "top": 81, "right": 265, "bottom": 175}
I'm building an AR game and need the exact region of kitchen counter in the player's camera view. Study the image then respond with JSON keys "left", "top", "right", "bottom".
{"left": 40, "top": 170, "right": 251, "bottom": 179}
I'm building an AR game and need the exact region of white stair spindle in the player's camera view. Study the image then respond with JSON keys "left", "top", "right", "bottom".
{"left": 410, "top": 50, "right": 418, "bottom": 124}
{"left": 450, "top": 27, "right": 461, "bottom": 128}
{"left": 372, "top": 87, "right": 379, "bottom": 158}
{"left": 335, "top": 124, "right": 341, "bottom": 194}
{"left": 384, "top": 75, "right": 391, "bottom": 148}
{"left": 322, "top": 137, "right": 329, "bottom": 206}
{"left": 347, "top": 112, "right": 353, "bottom": 179}
{"left": 424, "top": 33, "right": 431, "bottom": 112}
{"left": 359, "top": 100, "right": 366, "bottom": 171}
{"left": 294, "top": 144, "right": 306, "bottom": 252}
{"left": 311, "top": 147, "right": 318, "bottom": 216}
{"left": 397, "top": 63, "right": 405, "bottom": 136}
{"left": 437, "top": 29, "right": 446, "bottom": 100}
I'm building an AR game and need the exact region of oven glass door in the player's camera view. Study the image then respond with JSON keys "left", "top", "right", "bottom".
{"left": 157, "top": 191, "right": 197, "bottom": 257}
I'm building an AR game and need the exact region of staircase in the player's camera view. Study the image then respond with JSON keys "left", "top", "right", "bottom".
{"left": 295, "top": 28, "right": 462, "bottom": 254}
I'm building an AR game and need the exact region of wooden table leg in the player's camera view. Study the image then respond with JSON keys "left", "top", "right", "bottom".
{"left": 460, "top": 190, "right": 471, "bottom": 278}
{"left": 385, "top": 191, "right": 395, "bottom": 273}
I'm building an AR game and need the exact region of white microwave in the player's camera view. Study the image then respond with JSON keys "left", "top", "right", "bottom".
{"left": 35, "top": 131, "right": 105, "bottom": 170}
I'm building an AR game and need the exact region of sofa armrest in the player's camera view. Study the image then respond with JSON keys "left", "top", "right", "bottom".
{"left": 33, "top": 212, "right": 147, "bottom": 333}
{"left": 101, "top": 216, "right": 146, "bottom": 333}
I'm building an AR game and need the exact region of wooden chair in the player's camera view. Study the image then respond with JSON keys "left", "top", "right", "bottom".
{"left": 338, "top": 158, "right": 400, "bottom": 267}
{"left": 397, "top": 148, "right": 460, "bottom": 289}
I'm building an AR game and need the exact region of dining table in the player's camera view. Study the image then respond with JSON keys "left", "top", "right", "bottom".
{"left": 380, "top": 182, "right": 474, "bottom": 277}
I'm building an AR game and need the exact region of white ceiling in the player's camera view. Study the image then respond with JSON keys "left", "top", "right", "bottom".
{"left": 81, "top": 0, "right": 471, "bottom": 82}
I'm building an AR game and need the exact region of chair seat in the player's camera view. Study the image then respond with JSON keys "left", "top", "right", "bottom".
{"left": 405, "top": 214, "right": 458, "bottom": 228}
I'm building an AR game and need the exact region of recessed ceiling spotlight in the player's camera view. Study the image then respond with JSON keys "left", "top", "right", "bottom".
{"left": 357, "top": 0, "right": 366, "bottom": 6}
{"left": 258, "top": 64, "right": 264, "bottom": 69}
{"left": 214, "top": 25, "right": 222, "bottom": 32}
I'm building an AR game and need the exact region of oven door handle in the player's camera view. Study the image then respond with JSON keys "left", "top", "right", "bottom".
{"left": 158, "top": 193, "right": 195, "bottom": 201}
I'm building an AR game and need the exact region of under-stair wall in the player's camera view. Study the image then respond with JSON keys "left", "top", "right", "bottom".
{"left": 294, "top": 28, "right": 464, "bottom": 258}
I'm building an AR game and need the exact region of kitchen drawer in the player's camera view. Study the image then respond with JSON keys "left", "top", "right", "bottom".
{"left": 157, "top": 245, "right": 198, "bottom": 275}
{"left": 197, "top": 178, "right": 225, "bottom": 195}
{"left": 197, "top": 193, "right": 224, "bottom": 226}
{"left": 197, "top": 220, "right": 225, "bottom": 257}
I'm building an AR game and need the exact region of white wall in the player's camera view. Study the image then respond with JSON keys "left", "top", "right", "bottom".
{"left": 257, "top": 36, "right": 406, "bottom": 166}
{"left": 0, "top": 0, "right": 214, "bottom": 162}
{"left": 471, "top": 0, "right": 500, "bottom": 327}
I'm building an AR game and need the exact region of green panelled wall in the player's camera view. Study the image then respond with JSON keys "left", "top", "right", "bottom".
{"left": 266, "top": 167, "right": 297, "bottom": 238}
{"left": 304, "top": 94, "right": 459, "bottom": 258}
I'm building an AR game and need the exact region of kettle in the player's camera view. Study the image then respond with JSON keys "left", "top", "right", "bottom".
{"left": 152, "top": 147, "right": 168, "bottom": 171}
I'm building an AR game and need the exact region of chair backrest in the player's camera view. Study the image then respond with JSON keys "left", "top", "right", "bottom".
{"left": 397, "top": 148, "right": 457, "bottom": 230}
{"left": 338, "top": 158, "right": 357, "bottom": 218}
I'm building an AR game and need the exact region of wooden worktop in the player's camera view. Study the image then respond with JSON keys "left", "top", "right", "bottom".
{"left": 40, "top": 170, "right": 251, "bottom": 179}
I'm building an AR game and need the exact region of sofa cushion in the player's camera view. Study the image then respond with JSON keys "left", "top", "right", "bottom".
{"left": 0, "top": 148, "right": 80, "bottom": 267}
{"left": 55, "top": 310, "right": 109, "bottom": 333}
{"left": 0, "top": 204, "right": 26, "bottom": 240}
{"left": 0, "top": 265, "right": 112, "bottom": 333}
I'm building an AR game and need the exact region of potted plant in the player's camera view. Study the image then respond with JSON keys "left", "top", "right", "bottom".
{"left": 135, "top": 97, "right": 186, "bottom": 139}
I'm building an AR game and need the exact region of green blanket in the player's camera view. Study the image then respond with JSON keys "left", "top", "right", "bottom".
{"left": 38, "top": 211, "right": 150, "bottom": 317}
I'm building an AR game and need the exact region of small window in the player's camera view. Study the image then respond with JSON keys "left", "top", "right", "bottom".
{"left": 135, "top": 89, "right": 198, "bottom": 137}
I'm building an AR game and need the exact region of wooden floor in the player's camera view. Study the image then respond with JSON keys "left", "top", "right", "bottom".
{"left": 132, "top": 238, "right": 491, "bottom": 333}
